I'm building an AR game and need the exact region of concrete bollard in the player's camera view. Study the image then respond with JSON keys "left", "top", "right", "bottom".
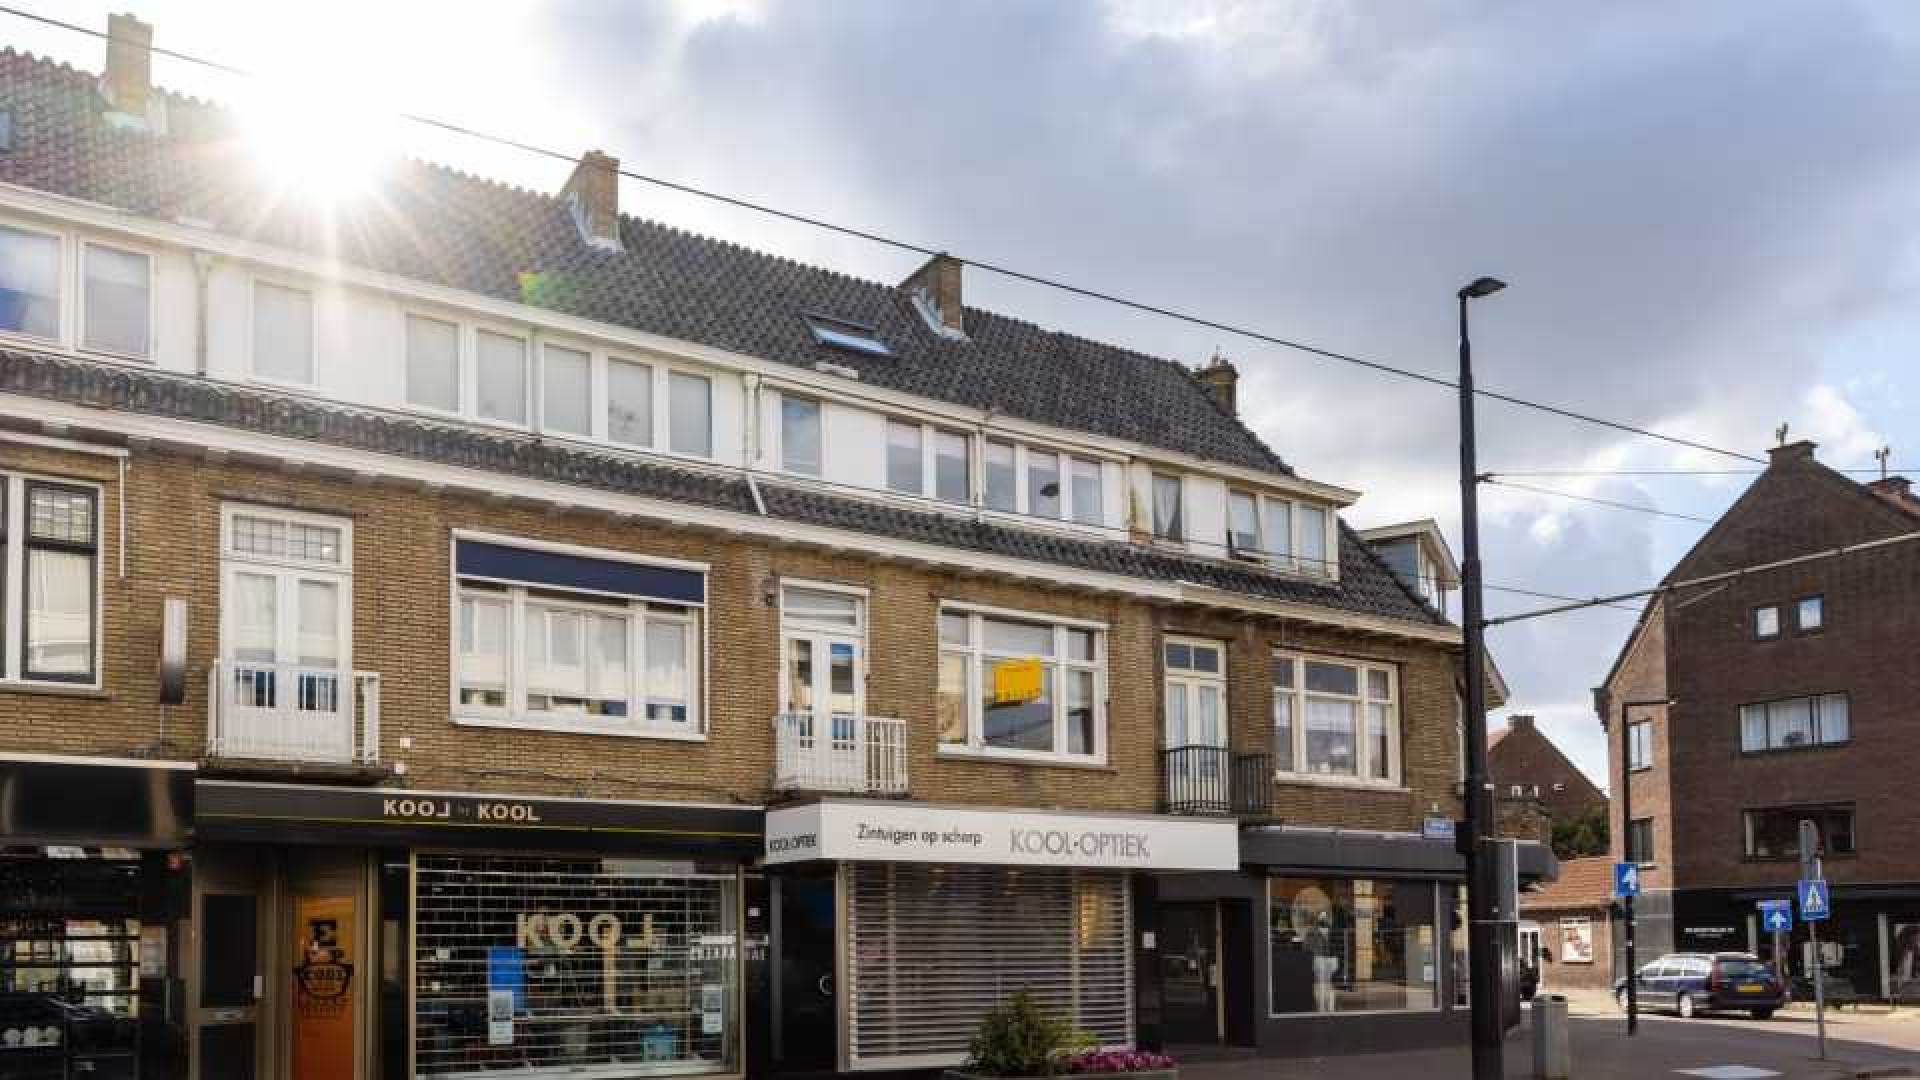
{"left": 1532, "top": 993, "right": 1571, "bottom": 1079}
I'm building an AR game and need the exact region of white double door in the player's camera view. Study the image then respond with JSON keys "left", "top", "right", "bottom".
{"left": 784, "top": 631, "right": 864, "bottom": 781}
{"left": 221, "top": 563, "right": 354, "bottom": 760}
{"left": 1166, "top": 674, "right": 1227, "bottom": 794}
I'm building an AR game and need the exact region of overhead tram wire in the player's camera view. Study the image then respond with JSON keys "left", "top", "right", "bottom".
{"left": 1481, "top": 479, "right": 1720, "bottom": 524}
{"left": 1487, "top": 466, "right": 1918, "bottom": 478}
{"left": 0, "top": 4, "right": 1770, "bottom": 469}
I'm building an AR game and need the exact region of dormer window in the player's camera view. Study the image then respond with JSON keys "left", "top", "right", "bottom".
{"left": 805, "top": 313, "right": 891, "bottom": 357}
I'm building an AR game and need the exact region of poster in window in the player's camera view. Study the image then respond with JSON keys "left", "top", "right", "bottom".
{"left": 1893, "top": 923, "right": 1920, "bottom": 1003}
{"left": 1560, "top": 917, "right": 1594, "bottom": 964}
{"left": 291, "top": 895, "right": 355, "bottom": 1080}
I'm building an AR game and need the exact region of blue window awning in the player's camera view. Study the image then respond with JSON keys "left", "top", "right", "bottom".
{"left": 455, "top": 539, "right": 704, "bottom": 605}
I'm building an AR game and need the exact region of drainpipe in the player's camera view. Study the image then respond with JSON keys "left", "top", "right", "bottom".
{"left": 191, "top": 251, "right": 214, "bottom": 375}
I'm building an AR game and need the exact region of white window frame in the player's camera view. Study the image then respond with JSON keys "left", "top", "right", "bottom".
{"left": 1163, "top": 635, "right": 1227, "bottom": 750}
{"left": 217, "top": 501, "right": 355, "bottom": 679}
{"left": 778, "top": 391, "right": 825, "bottom": 478}
{"left": 1226, "top": 487, "right": 1338, "bottom": 579}
{"left": 77, "top": 239, "right": 156, "bottom": 361}
{"left": 446, "top": 531, "right": 709, "bottom": 741}
{"left": 247, "top": 273, "right": 319, "bottom": 387}
{"left": 0, "top": 220, "right": 68, "bottom": 349}
{"left": 666, "top": 368, "right": 715, "bottom": 458}
{"left": 0, "top": 471, "right": 105, "bottom": 688}
{"left": 401, "top": 311, "right": 464, "bottom": 418}
{"left": 538, "top": 339, "right": 596, "bottom": 438}
{"left": 1150, "top": 472, "right": 1185, "bottom": 542}
{"left": 776, "top": 578, "right": 869, "bottom": 717}
{"left": 936, "top": 600, "right": 1108, "bottom": 765}
{"left": 1271, "top": 650, "right": 1401, "bottom": 788}
{"left": 471, "top": 321, "right": 533, "bottom": 430}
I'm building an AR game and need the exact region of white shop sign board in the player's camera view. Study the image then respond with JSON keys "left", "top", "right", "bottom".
{"left": 765, "top": 801, "right": 1239, "bottom": 871}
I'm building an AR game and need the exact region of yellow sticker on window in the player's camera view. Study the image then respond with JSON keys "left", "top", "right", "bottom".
{"left": 992, "top": 657, "right": 1044, "bottom": 705}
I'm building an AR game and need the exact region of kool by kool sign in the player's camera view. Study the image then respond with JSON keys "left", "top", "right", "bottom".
{"left": 381, "top": 797, "right": 543, "bottom": 823}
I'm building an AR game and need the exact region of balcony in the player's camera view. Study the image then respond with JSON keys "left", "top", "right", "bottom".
{"left": 207, "top": 660, "right": 382, "bottom": 767}
{"left": 1164, "top": 744, "right": 1272, "bottom": 817}
{"left": 773, "top": 712, "right": 908, "bottom": 796}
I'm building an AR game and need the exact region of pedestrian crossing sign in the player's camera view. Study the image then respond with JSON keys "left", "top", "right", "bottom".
{"left": 1797, "top": 878, "right": 1830, "bottom": 921}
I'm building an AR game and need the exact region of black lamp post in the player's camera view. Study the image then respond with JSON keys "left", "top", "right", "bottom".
{"left": 1457, "top": 275, "right": 1506, "bottom": 1080}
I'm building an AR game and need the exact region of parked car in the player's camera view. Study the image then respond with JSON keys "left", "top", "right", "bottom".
{"left": 1612, "top": 952, "right": 1787, "bottom": 1019}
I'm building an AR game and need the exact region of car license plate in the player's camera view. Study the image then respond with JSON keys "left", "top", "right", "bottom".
{"left": 1737, "top": 983, "right": 1764, "bottom": 993}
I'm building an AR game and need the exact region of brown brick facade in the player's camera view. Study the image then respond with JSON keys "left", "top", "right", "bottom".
{"left": 0, "top": 440, "right": 1466, "bottom": 828}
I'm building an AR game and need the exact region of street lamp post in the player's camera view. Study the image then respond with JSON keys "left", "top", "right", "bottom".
{"left": 1457, "top": 275, "right": 1506, "bottom": 1080}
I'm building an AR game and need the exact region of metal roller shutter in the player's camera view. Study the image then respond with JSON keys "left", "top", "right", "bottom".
{"left": 846, "top": 864, "right": 1133, "bottom": 1070}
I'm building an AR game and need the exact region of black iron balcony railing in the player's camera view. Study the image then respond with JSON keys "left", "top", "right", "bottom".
{"left": 1163, "top": 744, "right": 1272, "bottom": 817}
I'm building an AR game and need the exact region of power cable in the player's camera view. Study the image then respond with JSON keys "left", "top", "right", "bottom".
{"left": 1487, "top": 466, "right": 1915, "bottom": 479}
{"left": 0, "top": 4, "right": 1767, "bottom": 466}
{"left": 1483, "top": 479, "right": 1719, "bottom": 524}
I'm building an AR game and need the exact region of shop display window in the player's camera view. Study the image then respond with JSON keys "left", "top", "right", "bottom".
{"left": 413, "top": 854, "right": 739, "bottom": 1078}
{"left": 0, "top": 849, "right": 143, "bottom": 1079}
{"left": 1268, "top": 876, "right": 1439, "bottom": 1015}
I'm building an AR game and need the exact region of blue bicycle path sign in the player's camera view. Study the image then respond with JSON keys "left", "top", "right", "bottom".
{"left": 1614, "top": 861, "right": 1641, "bottom": 898}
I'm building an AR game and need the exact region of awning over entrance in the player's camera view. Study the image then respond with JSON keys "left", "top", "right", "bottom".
{"left": 196, "top": 780, "right": 764, "bottom": 857}
{"left": 1240, "top": 824, "right": 1558, "bottom": 881}
{"left": 765, "top": 798, "right": 1240, "bottom": 871}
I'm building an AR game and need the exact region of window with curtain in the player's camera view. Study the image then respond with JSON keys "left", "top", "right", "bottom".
{"left": 82, "top": 243, "right": 151, "bottom": 357}
{"left": 1228, "top": 491, "right": 1260, "bottom": 553}
{"left": 984, "top": 441, "right": 1017, "bottom": 511}
{"left": 475, "top": 329, "right": 528, "bottom": 424}
{"left": 1272, "top": 652, "right": 1398, "bottom": 782}
{"left": 1028, "top": 451, "right": 1062, "bottom": 519}
{"left": 1069, "top": 458, "right": 1103, "bottom": 525}
{"left": 606, "top": 357, "right": 653, "bottom": 447}
{"left": 1743, "top": 804, "right": 1855, "bottom": 859}
{"left": 453, "top": 551, "right": 702, "bottom": 734}
{"left": 19, "top": 482, "right": 99, "bottom": 682}
{"left": 1152, "top": 473, "right": 1183, "bottom": 540}
{"left": 886, "top": 419, "right": 923, "bottom": 494}
{"left": 1739, "top": 693, "right": 1848, "bottom": 753}
{"left": 668, "top": 371, "right": 713, "bottom": 456}
{"left": 252, "top": 280, "right": 315, "bottom": 384}
{"left": 782, "top": 395, "right": 823, "bottom": 476}
{"left": 405, "top": 314, "right": 460, "bottom": 412}
{"left": 541, "top": 344, "right": 592, "bottom": 436}
{"left": 1298, "top": 504, "right": 1329, "bottom": 575}
{"left": 0, "top": 224, "right": 61, "bottom": 339}
{"left": 937, "top": 607, "right": 1103, "bottom": 761}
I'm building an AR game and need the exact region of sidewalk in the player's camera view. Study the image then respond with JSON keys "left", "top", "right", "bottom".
{"left": 1176, "top": 1006, "right": 1919, "bottom": 1080}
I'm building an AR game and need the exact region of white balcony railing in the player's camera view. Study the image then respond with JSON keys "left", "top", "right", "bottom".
{"left": 773, "top": 712, "right": 908, "bottom": 795}
{"left": 207, "top": 660, "right": 381, "bottom": 766}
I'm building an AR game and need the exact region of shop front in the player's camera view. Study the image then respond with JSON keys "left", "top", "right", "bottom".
{"left": 1674, "top": 885, "right": 1920, "bottom": 1004}
{"left": 0, "top": 754, "right": 194, "bottom": 1080}
{"left": 193, "top": 780, "right": 763, "bottom": 1080}
{"left": 760, "top": 799, "right": 1239, "bottom": 1075}
{"left": 1149, "top": 825, "right": 1554, "bottom": 1060}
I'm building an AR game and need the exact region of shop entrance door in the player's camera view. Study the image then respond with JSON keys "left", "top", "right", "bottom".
{"left": 1160, "top": 902, "right": 1221, "bottom": 1045}
{"left": 193, "top": 859, "right": 270, "bottom": 1080}
{"left": 773, "top": 873, "right": 839, "bottom": 1070}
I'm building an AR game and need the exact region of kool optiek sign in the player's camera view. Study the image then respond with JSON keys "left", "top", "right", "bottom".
{"left": 764, "top": 801, "right": 1238, "bottom": 871}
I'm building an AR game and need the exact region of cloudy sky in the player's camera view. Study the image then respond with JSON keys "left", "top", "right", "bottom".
{"left": 19, "top": 1, "right": 1920, "bottom": 786}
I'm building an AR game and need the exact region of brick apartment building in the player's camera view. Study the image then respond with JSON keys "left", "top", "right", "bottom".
{"left": 0, "top": 18, "right": 1551, "bottom": 1080}
{"left": 1596, "top": 439, "right": 1920, "bottom": 1002}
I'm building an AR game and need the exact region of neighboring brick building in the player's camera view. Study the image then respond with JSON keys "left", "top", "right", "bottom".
{"left": 1519, "top": 857, "right": 1616, "bottom": 993}
{"left": 1488, "top": 714, "right": 1608, "bottom": 852}
{"left": 0, "top": 17, "right": 1552, "bottom": 1080}
{"left": 1596, "top": 439, "right": 1920, "bottom": 1002}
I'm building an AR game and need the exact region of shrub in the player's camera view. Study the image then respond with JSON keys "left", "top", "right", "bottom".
{"left": 963, "top": 990, "right": 1090, "bottom": 1077}
{"left": 1061, "top": 1049, "right": 1178, "bottom": 1074}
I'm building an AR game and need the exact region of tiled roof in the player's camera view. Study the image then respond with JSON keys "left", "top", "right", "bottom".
{"left": 0, "top": 348, "right": 1446, "bottom": 627}
{"left": 1521, "top": 855, "right": 1613, "bottom": 910}
{"left": 0, "top": 48, "right": 1291, "bottom": 475}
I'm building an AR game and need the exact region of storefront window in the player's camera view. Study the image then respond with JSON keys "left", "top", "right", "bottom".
{"left": 413, "top": 854, "right": 739, "bottom": 1077}
{"left": 0, "top": 849, "right": 143, "bottom": 1074}
{"left": 1450, "top": 885, "right": 1469, "bottom": 1008}
{"left": 1268, "top": 876, "right": 1438, "bottom": 1014}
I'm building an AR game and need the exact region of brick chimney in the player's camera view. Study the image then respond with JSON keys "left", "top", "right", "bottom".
{"left": 1508, "top": 714, "right": 1536, "bottom": 733}
{"left": 561, "top": 150, "right": 623, "bottom": 252}
{"left": 100, "top": 13, "right": 153, "bottom": 123}
{"left": 1868, "top": 476, "right": 1912, "bottom": 499}
{"left": 1768, "top": 439, "right": 1816, "bottom": 466}
{"left": 901, "top": 254, "right": 965, "bottom": 338}
{"left": 1196, "top": 350, "right": 1239, "bottom": 415}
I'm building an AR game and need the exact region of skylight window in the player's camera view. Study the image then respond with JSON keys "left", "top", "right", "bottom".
{"left": 805, "top": 313, "right": 891, "bottom": 357}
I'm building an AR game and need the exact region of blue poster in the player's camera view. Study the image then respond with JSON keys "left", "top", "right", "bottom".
{"left": 486, "top": 946, "right": 525, "bottom": 1010}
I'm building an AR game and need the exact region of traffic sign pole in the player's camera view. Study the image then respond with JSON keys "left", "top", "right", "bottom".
{"left": 1800, "top": 821, "right": 1827, "bottom": 1062}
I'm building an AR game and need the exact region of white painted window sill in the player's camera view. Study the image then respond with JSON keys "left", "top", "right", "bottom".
{"left": 1274, "top": 772, "right": 1407, "bottom": 794}
{"left": 452, "top": 714, "right": 708, "bottom": 742}
{"left": 936, "top": 745, "right": 1112, "bottom": 771}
